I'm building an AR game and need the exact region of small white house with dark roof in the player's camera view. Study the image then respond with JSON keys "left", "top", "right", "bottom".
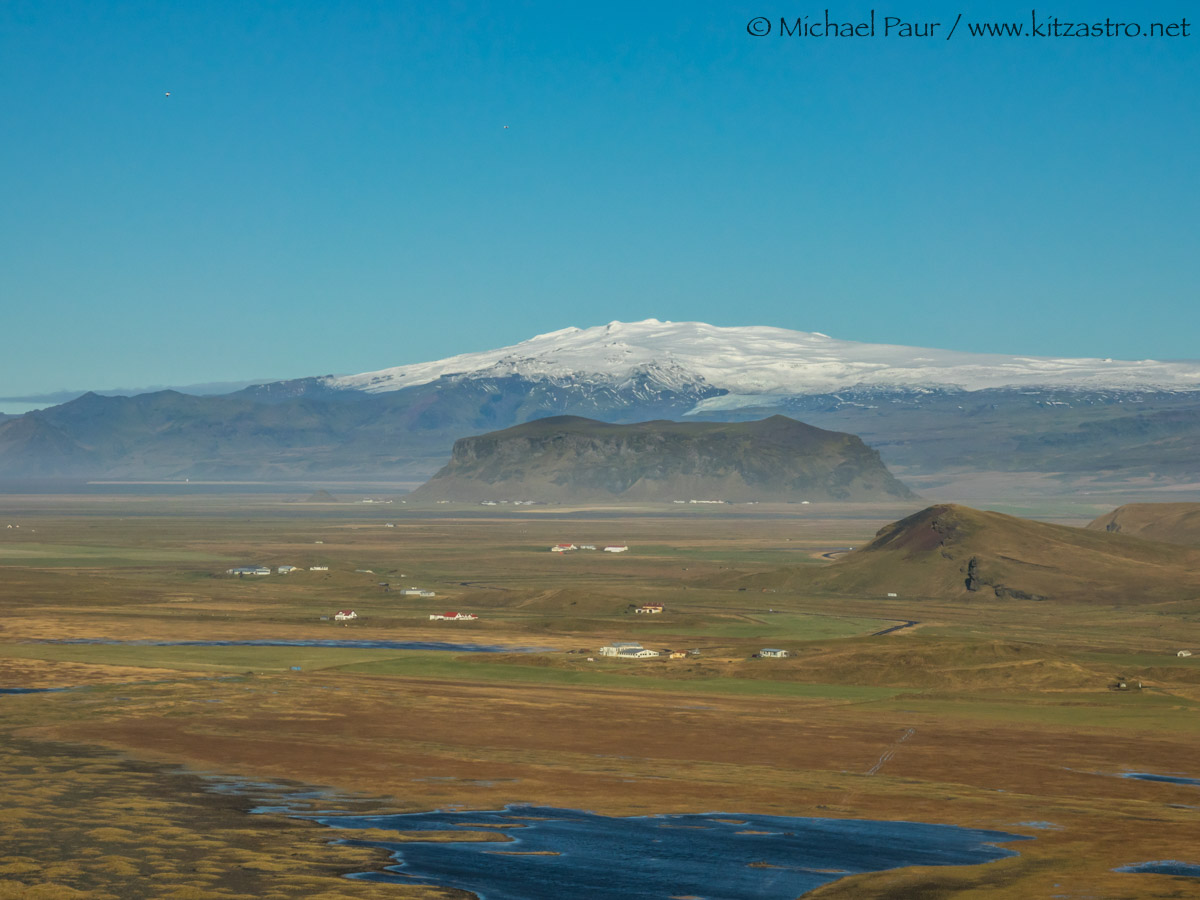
{"left": 758, "top": 648, "right": 789, "bottom": 658}
{"left": 334, "top": 610, "right": 357, "bottom": 621}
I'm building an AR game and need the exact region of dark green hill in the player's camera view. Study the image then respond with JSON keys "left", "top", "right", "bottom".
{"left": 748, "top": 503, "right": 1200, "bottom": 603}
{"left": 408, "top": 415, "right": 915, "bottom": 503}
{"left": 1087, "top": 503, "right": 1200, "bottom": 547}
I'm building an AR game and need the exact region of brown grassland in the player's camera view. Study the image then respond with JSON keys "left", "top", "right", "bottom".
{"left": 1, "top": 492, "right": 1199, "bottom": 899}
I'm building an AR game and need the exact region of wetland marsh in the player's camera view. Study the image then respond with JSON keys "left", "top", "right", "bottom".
{"left": 1, "top": 493, "right": 1199, "bottom": 898}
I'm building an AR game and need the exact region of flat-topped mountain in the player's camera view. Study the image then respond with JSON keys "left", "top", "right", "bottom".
{"left": 1087, "top": 503, "right": 1200, "bottom": 547}
{"left": 408, "top": 415, "right": 916, "bottom": 503}
{"left": 747, "top": 504, "right": 1200, "bottom": 603}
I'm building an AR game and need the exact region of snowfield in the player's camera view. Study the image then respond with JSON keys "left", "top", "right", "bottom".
{"left": 326, "top": 319, "right": 1200, "bottom": 399}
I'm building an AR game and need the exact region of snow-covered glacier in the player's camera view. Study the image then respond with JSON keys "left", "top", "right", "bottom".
{"left": 324, "top": 319, "right": 1200, "bottom": 403}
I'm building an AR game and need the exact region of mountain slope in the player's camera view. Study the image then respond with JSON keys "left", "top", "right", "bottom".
{"left": 2, "top": 320, "right": 1200, "bottom": 484}
{"left": 409, "top": 415, "right": 915, "bottom": 503}
{"left": 748, "top": 504, "right": 1200, "bottom": 603}
{"left": 324, "top": 319, "right": 1200, "bottom": 398}
{"left": 1087, "top": 503, "right": 1200, "bottom": 547}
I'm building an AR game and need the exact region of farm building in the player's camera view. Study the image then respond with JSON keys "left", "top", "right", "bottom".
{"left": 334, "top": 610, "right": 357, "bottom": 621}
{"left": 603, "top": 545, "right": 628, "bottom": 553}
{"left": 758, "top": 648, "right": 789, "bottom": 658}
{"left": 635, "top": 604, "right": 664, "bottom": 614}
{"left": 227, "top": 566, "right": 270, "bottom": 576}
{"left": 579, "top": 544, "right": 597, "bottom": 550}
{"left": 309, "top": 565, "right": 329, "bottom": 571}
{"left": 599, "top": 641, "right": 643, "bottom": 657}
{"left": 430, "top": 612, "right": 478, "bottom": 621}
{"left": 669, "top": 651, "right": 687, "bottom": 660}
{"left": 277, "top": 565, "right": 298, "bottom": 574}
{"left": 616, "top": 648, "right": 660, "bottom": 659}
{"left": 401, "top": 589, "right": 436, "bottom": 598}
{"left": 550, "top": 543, "right": 577, "bottom": 553}
{"left": 1180, "top": 650, "right": 1194, "bottom": 658}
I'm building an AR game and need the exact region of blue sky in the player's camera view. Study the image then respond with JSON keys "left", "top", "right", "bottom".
{"left": 1, "top": 1, "right": 1196, "bottom": 401}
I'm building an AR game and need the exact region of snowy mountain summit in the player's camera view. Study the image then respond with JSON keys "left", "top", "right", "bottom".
{"left": 327, "top": 320, "right": 1200, "bottom": 411}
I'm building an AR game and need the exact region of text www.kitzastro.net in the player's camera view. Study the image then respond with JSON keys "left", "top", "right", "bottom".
{"left": 745, "top": 11, "right": 1192, "bottom": 39}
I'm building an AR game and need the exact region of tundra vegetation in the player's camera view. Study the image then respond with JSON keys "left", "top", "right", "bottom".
{"left": 0, "top": 492, "right": 1198, "bottom": 898}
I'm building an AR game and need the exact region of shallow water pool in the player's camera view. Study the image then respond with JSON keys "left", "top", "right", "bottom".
{"left": 302, "top": 804, "right": 1027, "bottom": 900}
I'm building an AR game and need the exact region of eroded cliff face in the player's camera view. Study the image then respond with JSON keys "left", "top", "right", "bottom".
{"left": 409, "top": 415, "right": 916, "bottom": 503}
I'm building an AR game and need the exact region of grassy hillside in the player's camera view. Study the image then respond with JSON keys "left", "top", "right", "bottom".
{"left": 1087, "top": 502, "right": 1200, "bottom": 547}
{"left": 746, "top": 503, "right": 1200, "bottom": 603}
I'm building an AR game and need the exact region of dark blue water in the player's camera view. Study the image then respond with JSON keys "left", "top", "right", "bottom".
{"left": 31, "top": 639, "right": 544, "bottom": 653}
{"left": 0, "top": 687, "right": 66, "bottom": 695}
{"left": 1117, "top": 860, "right": 1200, "bottom": 877}
{"left": 1121, "top": 772, "right": 1200, "bottom": 787}
{"left": 301, "top": 805, "right": 1026, "bottom": 899}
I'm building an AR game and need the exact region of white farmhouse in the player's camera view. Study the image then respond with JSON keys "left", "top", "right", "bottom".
{"left": 334, "top": 610, "right": 357, "bottom": 621}
{"left": 759, "top": 648, "right": 790, "bottom": 658}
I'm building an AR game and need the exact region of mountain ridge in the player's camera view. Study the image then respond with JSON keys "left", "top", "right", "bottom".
{"left": 1, "top": 321, "right": 1199, "bottom": 485}
{"left": 317, "top": 320, "right": 1200, "bottom": 400}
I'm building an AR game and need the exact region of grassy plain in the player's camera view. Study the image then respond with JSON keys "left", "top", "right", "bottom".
{"left": 1, "top": 493, "right": 1199, "bottom": 898}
